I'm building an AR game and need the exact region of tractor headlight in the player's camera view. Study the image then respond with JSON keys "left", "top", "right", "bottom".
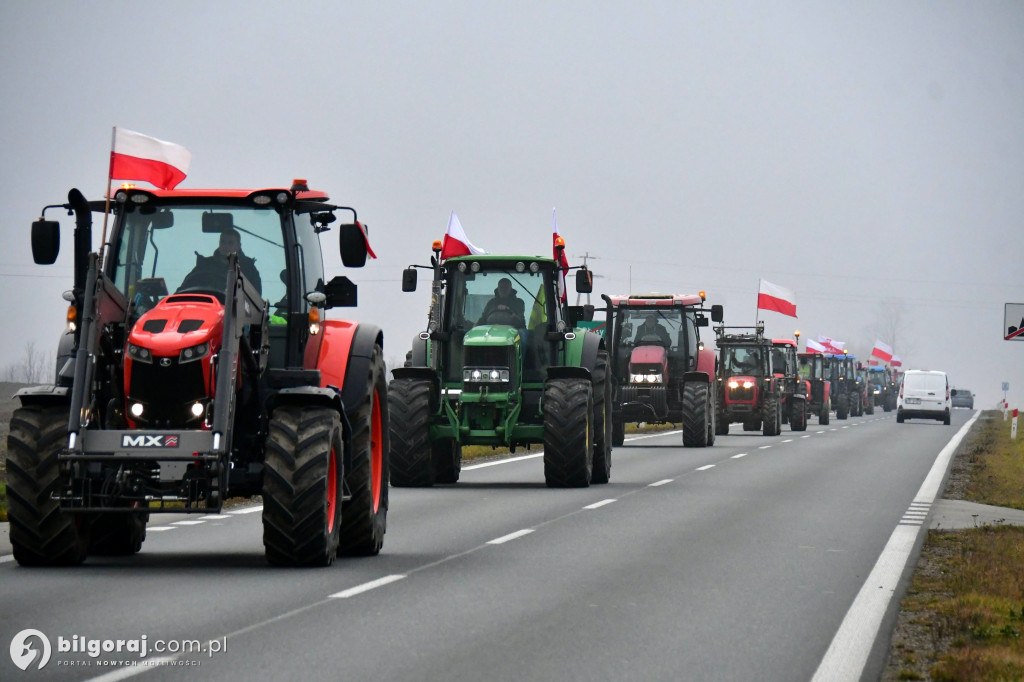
{"left": 463, "top": 368, "right": 510, "bottom": 383}
{"left": 631, "top": 373, "right": 662, "bottom": 384}
{"left": 179, "top": 342, "right": 210, "bottom": 363}
{"left": 126, "top": 342, "right": 153, "bottom": 364}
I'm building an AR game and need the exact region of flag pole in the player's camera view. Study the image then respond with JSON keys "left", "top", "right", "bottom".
{"left": 755, "top": 278, "right": 761, "bottom": 326}
{"left": 99, "top": 126, "right": 116, "bottom": 267}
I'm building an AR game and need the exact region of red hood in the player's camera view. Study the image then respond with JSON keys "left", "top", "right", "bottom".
{"left": 630, "top": 345, "right": 668, "bottom": 375}
{"left": 128, "top": 293, "right": 224, "bottom": 357}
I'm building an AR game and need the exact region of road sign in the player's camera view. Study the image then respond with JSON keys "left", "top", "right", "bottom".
{"left": 1003, "top": 382, "right": 1010, "bottom": 392}
{"left": 1005, "top": 303, "right": 1024, "bottom": 340}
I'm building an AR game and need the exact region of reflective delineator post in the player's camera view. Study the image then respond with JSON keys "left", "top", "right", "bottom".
{"left": 1012, "top": 408, "right": 1018, "bottom": 440}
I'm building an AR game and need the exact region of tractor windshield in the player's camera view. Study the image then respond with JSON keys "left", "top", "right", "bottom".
{"left": 798, "top": 355, "right": 818, "bottom": 380}
{"left": 112, "top": 203, "right": 287, "bottom": 314}
{"left": 443, "top": 265, "right": 556, "bottom": 383}
{"left": 771, "top": 347, "right": 790, "bottom": 375}
{"left": 722, "top": 346, "right": 762, "bottom": 376}
{"left": 616, "top": 308, "right": 695, "bottom": 355}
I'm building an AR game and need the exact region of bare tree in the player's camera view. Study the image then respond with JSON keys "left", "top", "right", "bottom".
{"left": 864, "top": 298, "right": 915, "bottom": 360}
{"left": 2, "top": 341, "right": 55, "bottom": 383}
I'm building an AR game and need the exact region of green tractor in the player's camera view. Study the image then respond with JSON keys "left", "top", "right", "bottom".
{"left": 389, "top": 242, "right": 611, "bottom": 488}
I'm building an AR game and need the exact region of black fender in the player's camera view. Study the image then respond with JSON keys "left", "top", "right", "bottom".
{"left": 578, "top": 330, "right": 604, "bottom": 374}
{"left": 683, "top": 371, "right": 712, "bottom": 384}
{"left": 408, "top": 334, "right": 428, "bottom": 367}
{"left": 14, "top": 384, "right": 70, "bottom": 407}
{"left": 546, "top": 366, "right": 592, "bottom": 382}
{"left": 339, "top": 323, "right": 384, "bottom": 422}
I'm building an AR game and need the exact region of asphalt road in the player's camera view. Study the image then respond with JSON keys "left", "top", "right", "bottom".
{"left": 0, "top": 409, "right": 975, "bottom": 681}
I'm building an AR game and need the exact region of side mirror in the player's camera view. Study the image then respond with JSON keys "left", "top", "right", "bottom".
{"left": 950, "top": 389, "right": 957, "bottom": 397}
{"left": 711, "top": 304, "right": 724, "bottom": 323}
{"left": 696, "top": 315, "right": 709, "bottom": 327}
{"left": 576, "top": 268, "right": 593, "bottom": 294}
{"left": 32, "top": 219, "right": 61, "bottom": 265}
{"left": 402, "top": 268, "right": 418, "bottom": 292}
{"left": 323, "top": 275, "right": 358, "bottom": 308}
{"left": 339, "top": 223, "right": 369, "bottom": 268}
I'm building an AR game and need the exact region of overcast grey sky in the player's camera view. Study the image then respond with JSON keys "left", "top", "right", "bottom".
{"left": 1, "top": 1, "right": 1022, "bottom": 406}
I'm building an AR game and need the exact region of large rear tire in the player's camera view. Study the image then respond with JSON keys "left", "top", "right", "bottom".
{"left": 681, "top": 382, "right": 710, "bottom": 447}
{"left": 388, "top": 378, "right": 436, "bottom": 487}
{"left": 432, "top": 438, "right": 462, "bottom": 484}
{"left": 612, "top": 418, "right": 625, "bottom": 447}
{"left": 837, "top": 395, "right": 849, "bottom": 420}
{"left": 543, "top": 378, "right": 594, "bottom": 488}
{"left": 262, "top": 406, "right": 342, "bottom": 567}
{"left": 7, "top": 405, "right": 88, "bottom": 566}
{"left": 89, "top": 510, "right": 147, "bottom": 556}
{"left": 338, "top": 345, "right": 389, "bottom": 556}
{"left": 820, "top": 399, "right": 830, "bottom": 425}
{"left": 591, "top": 350, "right": 612, "bottom": 484}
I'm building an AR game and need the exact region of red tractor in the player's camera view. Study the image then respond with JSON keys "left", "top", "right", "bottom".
{"left": 714, "top": 323, "right": 784, "bottom": 436}
{"left": 798, "top": 352, "right": 832, "bottom": 424}
{"left": 602, "top": 293, "right": 724, "bottom": 447}
{"left": 8, "top": 181, "right": 387, "bottom": 567}
{"left": 770, "top": 336, "right": 808, "bottom": 431}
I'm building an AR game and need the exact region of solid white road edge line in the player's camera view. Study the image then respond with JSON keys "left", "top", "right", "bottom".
{"left": 810, "top": 412, "right": 979, "bottom": 682}
{"left": 329, "top": 574, "right": 407, "bottom": 599}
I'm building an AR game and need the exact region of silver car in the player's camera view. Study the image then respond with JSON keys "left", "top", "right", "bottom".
{"left": 951, "top": 387, "right": 974, "bottom": 409}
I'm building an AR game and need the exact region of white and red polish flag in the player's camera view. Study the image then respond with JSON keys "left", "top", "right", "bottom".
{"left": 871, "top": 340, "right": 894, "bottom": 363}
{"left": 109, "top": 127, "right": 191, "bottom": 190}
{"left": 818, "top": 336, "right": 845, "bottom": 353}
{"left": 757, "top": 279, "right": 797, "bottom": 318}
{"left": 805, "top": 339, "right": 827, "bottom": 354}
{"left": 440, "top": 211, "right": 487, "bottom": 260}
{"left": 552, "top": 208, "right": 570, "bottom": 303}
{"left": 890, "top": 355, "right": 902, "bottom": 368}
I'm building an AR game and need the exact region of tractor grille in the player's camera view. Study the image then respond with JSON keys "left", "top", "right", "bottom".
{"left": 463, "top": 346, "right": 514, "bottom": 393}
{"left": 727, "top": 384, "right": 755, "bottom": 403}
{"left": 129, "top": 355, "right": 207, "bottom": 425}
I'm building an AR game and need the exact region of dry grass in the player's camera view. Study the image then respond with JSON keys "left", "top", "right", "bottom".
{"left": 885, "top": 412, "right": 1024, "bottom": 681}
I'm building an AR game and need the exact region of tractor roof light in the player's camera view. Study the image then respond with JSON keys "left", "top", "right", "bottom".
{"left": 529, "top": 262, "right": 540, "bottom": 273}
{"left": 699, "top": 290, "right": 706, "bottom": 301}
{"left": 432, "top": 239, "right": 443, "bottom": 252}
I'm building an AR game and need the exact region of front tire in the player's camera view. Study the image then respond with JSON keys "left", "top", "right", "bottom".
{"left": 7, "top": 405, "right": 88, "bottom": 566}
{"left": 338, "top": 345, "right": 389, "bottom": 556}
{"left": 681, "top": 382, "right": 710, "bottom": 447}
{"left": 262, "top": 406, "right": 342, "bottom": 567}
{"left": 543, "top": 378, "right": 594, "bottom": 487}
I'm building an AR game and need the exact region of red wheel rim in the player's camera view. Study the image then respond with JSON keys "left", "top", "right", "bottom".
{"left": 327, "top": 444, "right": 337, "bottom": 533}
{"left": 370, "top": 389, "right": 383, "bottom": 513}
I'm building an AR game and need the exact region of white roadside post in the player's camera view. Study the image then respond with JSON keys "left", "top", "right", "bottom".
{"left": 1013, "top": 408, "right": 1018, "bottom": 440}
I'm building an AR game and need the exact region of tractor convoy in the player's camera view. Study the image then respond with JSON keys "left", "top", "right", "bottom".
{"left": 6, "top": 174, "right": 904, "bottom": 567}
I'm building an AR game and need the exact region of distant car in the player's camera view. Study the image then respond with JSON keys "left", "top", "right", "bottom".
{"left": 897, "top": 370, "right": 951, "bottom": 425}
{"left": 951, "top": 388, "right": 974, "bottom": 409}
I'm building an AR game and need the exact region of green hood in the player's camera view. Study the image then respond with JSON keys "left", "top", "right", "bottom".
{"left": 464, "top": 325, "right": 520, "bottom": 347}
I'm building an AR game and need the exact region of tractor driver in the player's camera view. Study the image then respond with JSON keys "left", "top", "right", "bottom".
{"left": 633, "top": 314, "right": 671, "bottom": 346}
{"left": 477, "top": 277, "right": 526, "bottom": 327}
{"left": 179, "top": 228, "right": 263, "bottom": 294}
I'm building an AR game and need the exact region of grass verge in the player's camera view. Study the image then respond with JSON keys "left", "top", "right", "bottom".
{"left": 885, "top": 412, "right": 1024, "bottom": 681}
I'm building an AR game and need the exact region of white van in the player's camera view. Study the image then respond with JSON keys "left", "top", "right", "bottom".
{"left": 896, "top": 370, "right": 951, "bottom": 425}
